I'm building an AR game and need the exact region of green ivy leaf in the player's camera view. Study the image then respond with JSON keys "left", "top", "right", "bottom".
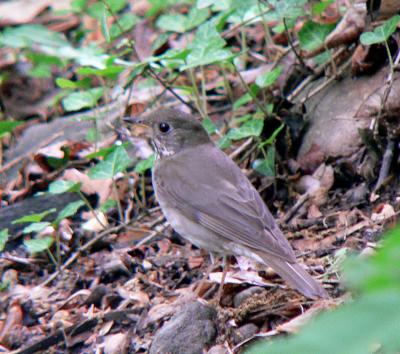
{"left": 12, "top": 209, "right": 56, "bottom": 224}
{"left": 181, "top": 21, "right": 233, "bottom": 69}
{"left": 0, "top": 24, "right": 68, "bottom": 48}
{"left": 87, "top": 0, "right": 126, "bottom": 19}
{"left": 55, "top": 200, "right": 85, "bottom": 224}
{"left": 218, "top": 135, "right": 232, "bottom": 149}
{"left": 0, "top": 229, "right": 9, "bottom": 252}
{"left": 23, "top": 222, "right": 51, "bottom": 234}
{"left": 134, "top": 154, "right": 155, "bottom": 174}
{"left": 86, "top": 143, "right": 129, "bottom": 159}
{"left": 248, "top": 291, "right": 400, "bottom": 354}
{"left": 99, "top": 199, "right": 118, "bottom": 212}
{"left": 252, "top": 147, "right": 275, "bottom": 177}
{"left": 360, "top": 15, "right": 400, "bottom": 45}
{"left": 76, "top": 66, "right": 124, "bottom": 79}
{"left": 55, "top": 77, "right": 91, "bottom": 89}
{"left": 0, "top": 121, "right": 23, "bottom": 138}
{"left": 89, "top": 145, "right": 132, "bottom": 179}
{"left": 255, "top": 66, "right": 282, "bottom": 88}
{"left": 202, "top": 117, "right": 217, "bottom": 134}
{"left": 110, "top": 14, "right": 139, "bottom": 39}
{"left": 24, "top": 237, "right": 54, "bottom": 254}
{"left": 146, "top": 0, "right": 192, "bottom": 17}
{"left": 299, "top": 21, "right": 336, "bottom": 51}
{"left": 71, "top": 0, "right": 87, "bottom": 12}
{"left": 62, "top": 87, "right": 104, "bottom": 112}
{"left": 227, "top": 119, "right": 264, "bottom": 140}
{"left": 273, "top": 0, "right": 306, "bottom": 19}
{"left": 157, "top": 7, "right": 209, "bottom": 33}
{"left": 48, "top": 180, "right": 81, "bottom": 194}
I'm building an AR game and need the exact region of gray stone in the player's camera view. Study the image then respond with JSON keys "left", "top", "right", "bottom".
{"left": 150, "top": 300, "right": 217, "bottom": 354}
{"left": 233, "top": 323, "right": 259, "bottom": 344}
{"left": 233, "top": 286, "right": 265, "bottom": 308}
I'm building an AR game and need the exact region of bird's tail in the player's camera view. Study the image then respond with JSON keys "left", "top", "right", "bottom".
{"left": 260, "top": 255, "right": 328, "bottom": 299}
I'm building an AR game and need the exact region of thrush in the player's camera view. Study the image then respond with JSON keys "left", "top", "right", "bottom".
{"left": 125, "top": 108, "right": 328, "bottom": 299}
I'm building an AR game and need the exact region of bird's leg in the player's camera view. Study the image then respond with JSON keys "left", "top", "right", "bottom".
{"left": 194, "top": 252, "right": 219, "bottom": 297}
{"left": 216, "top": 255, "right": 228, "bottom": 304}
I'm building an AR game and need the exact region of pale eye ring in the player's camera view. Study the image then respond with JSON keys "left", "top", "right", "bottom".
{"left": 159, "top": 122, "right": 170, "bottom": 133}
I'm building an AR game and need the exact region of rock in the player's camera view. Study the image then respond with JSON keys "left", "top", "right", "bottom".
{"left": 104, "top": 332, "right": 129, "bottom": 354}
{"left": 150, "top": 300, "right": 217, "bottom": 354}
{"left": 207, "top": 344, "right": 228, "bottom": 354}
{"left": 233, "top": 323, "right": 259, "bottom": 344}
{"left": 233, "top": 286, "right": 265, "bottom": 308}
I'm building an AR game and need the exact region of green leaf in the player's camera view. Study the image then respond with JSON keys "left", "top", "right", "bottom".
{"left": 89, "top": 145, "right": 132, "bottom": 179}
{"left": 312, "top": 0, "right": 334, "bottom": 15}
{"left": 146, "top": 0, "right": 192, "bottom": 17}
{"left": 71, "top": 0, "right": 87, "bottom": 12}
{"left": 274, "top": 0, "right": 307, "bottom": 19}
{"left": 252, "top": 147, "right": 275, "bottom": 177}
{"left": 247, "top": 291, "right": 400, "bottom": 354}
{"left": 110, "top": 13, "right": 139, "bottom": 39}
{"left": 48, "top": 180, "right": 81, "bottom": 194}
{"left": 360, "top": 15, "right": 400, "bottom": 45}
{"left": 0, "top": 24, "right": 68, "bottom": 49}
{"left": 344, "top": 227, "right": 400, "bottom": 293}
{"left": 233, "top": 85, "right": 260, "bottom": 110}
{"left": 0, "top": 121, "right": 23, "bottom": 138}
{"left": 86, "top": 143, "right": 129, "bottom": 159}
{"left": 181, "top": 21, "right": 233, "bottom": 69}
{"left": 28, "top": 63, "right": 52, "bottom": 78}
{"left": 23, "top": 222, "right": 51, "bottom": 234}
{"left": 227, "top": 119, "right": 264, "bottom": 140}
{"left": 134, "top": 154, "right": 155, "bottom": 174}
{"left": 12, "top": 209, "right": 56, "bottom": 224}
{"left": 0, "top": 229, "right": 8, "bottom": 252}
{"left": 157, "top": 7, "right": 209, "bottom": 33}
{"left": 202, "top": 117, "right": 217, "bottom": 134}
{"left": 24, "top": 237, "right": 54, "bottom": 254}
{"left": 76, "top": 65, "right": 124, "bottom": 79}
{"left": 255, "top": 66, "right": 282, "bottom": 88}
{"left": 218, "top": 135, "right": 232, "bottom": 149}
{"left": 55, "top": 77, "right": 91, "bottom": 89}
{"left": 246, "top": 226, "right": 400, "bottom": 354}
{"left": 99, "top": 199, "right": 118, "bottom": 212}
{"left": 62, "top": 87, "right": 104, "bottom": 112}
{"left": 101, "top": 7, "right": 111, "bottom": 43}
{"left": 87, "top": 0, "right": 126, "bottom": 19}
{"left": 259, "top": 124, "right": 285, "bottom": 147}
{"left": 299, "top": 21, "right": 336, "bottom": 51}
{"left": 55, "top": 200, "right": 85, "bottom": 224}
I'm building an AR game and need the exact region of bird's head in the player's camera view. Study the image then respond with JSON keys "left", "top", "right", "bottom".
{"left": 124, "top": 108, "right": 211, "bottom": 157}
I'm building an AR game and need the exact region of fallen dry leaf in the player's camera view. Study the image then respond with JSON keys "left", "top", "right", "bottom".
{"left": 63, "top": 168, "right": 114, "bottom": 204}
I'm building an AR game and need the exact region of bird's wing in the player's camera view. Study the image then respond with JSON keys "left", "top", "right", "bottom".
{"left": 154, "top": 145, "right": 296, "bottom": 262}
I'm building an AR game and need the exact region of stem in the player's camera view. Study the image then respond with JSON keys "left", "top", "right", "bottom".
{"left": 240, "top": 28, "right": 248, "bottom": 63}
{"left": 112, "top": 181, "right": 124, "bottom": 223}
{"left": 200, "top": 65, "right": 208, "bottom": 117}
{"left": 55, "top": 231, "right": 61, "bottom": 269}
{"left": 233, "top": 64, "right": 269, "bottom": 116}
{"left": 384, "top": 40, "right": 394, "bottom": 76}
{"left": 257, "top": 0, "right": 275, "bottom": 53}
{"left": 46, "top": 248, "right": 59, "bottom": 270}
{"left": 188, "top": 68, "right": 206, "bottom": 118}
{"left": 221, "top": 67, "right": 234, "bottom": 104}
{"left": 78, "top": 191, "right": 107, "bottom": 229}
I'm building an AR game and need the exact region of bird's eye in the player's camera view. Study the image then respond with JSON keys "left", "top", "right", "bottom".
{"left": 158, "top": 122, "right": 170, "bottom": 133}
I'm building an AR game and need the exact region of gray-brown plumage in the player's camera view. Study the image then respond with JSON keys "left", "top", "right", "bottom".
{"left": 125, "top": 108, "right": 328, "bottom": 299}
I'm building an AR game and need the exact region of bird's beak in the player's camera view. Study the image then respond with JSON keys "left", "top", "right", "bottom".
{"left": 123, "top": 116, "right": 153, "bottom": 137}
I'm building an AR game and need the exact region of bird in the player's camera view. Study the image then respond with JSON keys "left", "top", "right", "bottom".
{"left": 124, "top": 108, "right": 328, "bottom": 299}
